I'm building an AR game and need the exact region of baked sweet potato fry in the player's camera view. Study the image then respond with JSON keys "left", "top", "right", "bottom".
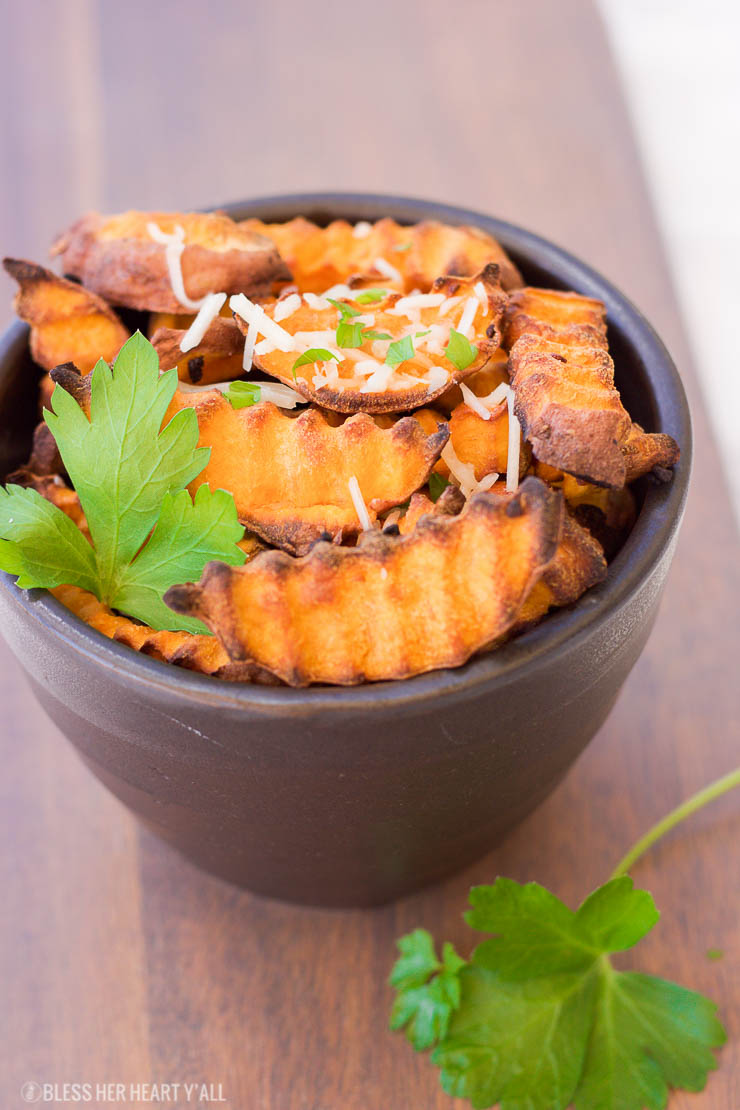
{"left": 164, "top": 477, "right": 563, "bottom": 686}
{"left": 150, "top": 314, "right": 244, "bottom": 381}
{"left": 621, "top": 421, "right": 681, "bottom": 482}
{"left": 51, "top": 211, "right": 291, "bottom": 313}
{"left": 513, "top": 511, "right": 607, "bottom": 630}
{"left": 241, "top": 217, "right": 522, "bottom": 294}
{"left": 167, "top": 390, "right": 449, "bottom": 554}
{"left": 3, "top": 258, "right": 129, "bottom": 372}
{"left": 235, "top": 266, "right": 507, "bottom": 413}
{"left": 505, "top": 288, "right": 631, "bottom": 487}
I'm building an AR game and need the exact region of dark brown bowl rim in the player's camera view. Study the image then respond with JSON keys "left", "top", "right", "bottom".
{"left": 0, "top": 192, "right": 691, "bottom": 713}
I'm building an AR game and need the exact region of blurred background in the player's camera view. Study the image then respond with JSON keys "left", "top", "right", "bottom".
{"left": 0, "top": 0, "right": 737, "bottom": 522}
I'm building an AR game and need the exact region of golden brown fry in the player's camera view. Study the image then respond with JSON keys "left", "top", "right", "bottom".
{"left": 167, "top": 389, "right": 449, "bottom": 554}
{"left": 395, "top": 485, "right": 465, "bottom": 535}
{"left": 437, "top": 347, "right": 509, "bottom": 413}
{"left": 237, "top": 267, "right": 507, "bottom": 414}
{"left": 164, "top": 477, "right": 563, "bottom": 686}
{"left": 150, "top": 315, "right": 244, "bottom": 381}
{"left": 514, "top": 511, "right": 607, "bottom": 630}
{"left": 532, "top": 459, "right": 637, "bottom": 560}
{"left": 3, "top": 257, "right": 129, "bottom": 373}
{"left": 505, "top": 288, "right": 631, "bottom": 487}
{"left": 51, "top": 210, "right": 291, "bottom": 313}
{"left": 404, "top": 221, "right": 523, "bottom": 293}
{"left": 621, "top": 422, "right": 680, "bottom": 482}
{"left": 448, "top": 401, "right": 530, "bottom": 482}
{"left": 241, "top": 217, "right": 522, "bottom": 294}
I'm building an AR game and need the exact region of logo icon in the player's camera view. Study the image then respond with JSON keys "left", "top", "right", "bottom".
{"left": 21, "top": 1082, "right": 42, "bottom": 1103}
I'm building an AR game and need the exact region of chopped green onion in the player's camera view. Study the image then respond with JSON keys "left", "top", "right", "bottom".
{"left": 336, "top": 320, "right": 366, "bottom": 348}
{"left": 226, "top": 381, "right": 261, "bottom": 409}
{"left": 385, "top": 335, "right": 415, "bottom": 367}
{"left": 292, "top": 348, "right": 339, "bottom": 380}
{"left": 354, "top": 289, "right": 388, "bottom": 304}
{"left": 327, "top": 298, "right": 361, "bottom": 319}
{"left": 444, "top": 328, "right": 478, "bottom": 372}
{"left": 428, "top": 472, "right": 450, "bottom": 502}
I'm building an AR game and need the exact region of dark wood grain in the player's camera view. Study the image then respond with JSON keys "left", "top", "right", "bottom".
{"left": 0, "top": 1, "right": 738, "bottom": 1107}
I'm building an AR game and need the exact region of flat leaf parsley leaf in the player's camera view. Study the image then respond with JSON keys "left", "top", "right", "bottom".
{"left": 445, "top": 328, "right": 478, "bottom": 372}
{"left": 0, "top": 332, "right": 246, "bottom": 634}
{"left": 226, "top": 380, "right": 261, "bottom": 409}
{"left": 390, "top": 876, "right": 726, "bottom": 1110}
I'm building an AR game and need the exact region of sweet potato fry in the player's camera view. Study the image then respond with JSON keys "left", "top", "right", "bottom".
{"left": 448, "top": 401, "right": 529, "bottom": 482}
{"left": 513, "top": 511, "right": 607, "bottom": 630}
{"left": 395, "top": 485, "right": 465, "bottom": 535}
{"left": 241, "top": 217, "right": 522, "bottom": 294}
{"left": 150, "top": 314, "right": 244, "bottom": 382}
{"left": 51, "top": 210, "right": 291, "bottom": 313}
{"left": 505, "top": 288, "right": 631, "bottom": 487}
{"left": 532, "top": 460, "right": 637, "bottom": 560}
{"left": 167, "top": 390, "right": 449, "bottom": 554}
{"left": 164, "top": 477, "right": 563, "bottom": 686}
{"left": 621, "top": 422, "right": 680, "bottom": 482}
{"left": 235, "top": 266, "right": 507, "bottom": 413}
{"left": 3, "top": 258, "right": 129, "bottom": 373}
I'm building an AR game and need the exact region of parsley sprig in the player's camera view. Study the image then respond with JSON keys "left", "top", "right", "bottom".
{"left": 0, "top": 332, "right": 246, "bottom": 634}
{"left": 390, "top": 768, "right": 739, "bottom": 1110}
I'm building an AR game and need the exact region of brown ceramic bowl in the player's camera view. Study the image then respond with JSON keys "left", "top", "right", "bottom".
{"left": 0, "top": 194, "right": 691, "bottom": 907}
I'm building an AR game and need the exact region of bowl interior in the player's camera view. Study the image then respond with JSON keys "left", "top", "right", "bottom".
{"left": 0, "top": 192, "right": 691, "bottom": 709}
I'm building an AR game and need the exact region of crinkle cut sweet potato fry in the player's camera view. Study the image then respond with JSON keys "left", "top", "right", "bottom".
{"left": 241, "top": 217, "right": 523, "bottom": 293}
{"left": 164, "top": 477, "right": 563, "bottom": 686}
{"left": 150, "top": 314, "right": 244, "bottom": 381}
{"left": 513, "top": 511, "right": 607, "bottom": 631}
{"left": 3, "top": 258, "right": 129, "bottom": 373}
{"left": 51, "top": 211, "right": 291, "bottom": 313}
{"left": 505, "top": 287, "right": 679, "bottom": 487}
{"left": 238, "top": 266, "right": 507, "bottom": 414}
{"left": 167, "top": 390, "right": 449, "bottom": 554}
{"left": 505, "top": 288, "right": 631, "bottom": 487}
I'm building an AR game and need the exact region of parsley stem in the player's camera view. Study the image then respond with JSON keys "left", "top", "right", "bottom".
{"left": 610, "top": 766, "right": 740, "bottom": 878}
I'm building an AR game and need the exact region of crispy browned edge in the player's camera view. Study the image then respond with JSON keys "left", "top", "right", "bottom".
{"left": 150, "top": 316, "right": 244, "bottom": 372}
{"left": 51, "top": 211, "right": 292, "bottom": 313}
{"left": 240, "top": 264, "right": 508, "bottom": 414}
{"left": 164, "top": 477, "right": 563, "bottom": 686}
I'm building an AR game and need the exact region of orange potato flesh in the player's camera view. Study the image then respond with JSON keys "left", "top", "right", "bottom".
{"left": 238, "top": 267, "right": 506, "bottom": 413}
{"left": 149, "top": 307, "right": 244, "bottom": 383}
{"left": 241, "top": 217, "right": 522, "bottom": 294}
{"left": 514, "top": 511, "right": 607, "bottom": 630}
{"left": 3, "top": 257, "right": 129, "bottom": 373}
{"left": 164, "top": 478, "right": 563, "bottom": 686}
{"left": 166, "top": 391, "right": 449, "bottom": 555}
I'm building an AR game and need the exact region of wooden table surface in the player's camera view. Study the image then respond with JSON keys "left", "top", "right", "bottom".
{"left": 1, "top": 2, "right": 738, "bottom": 1107}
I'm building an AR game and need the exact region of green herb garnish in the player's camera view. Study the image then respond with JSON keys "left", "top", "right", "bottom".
{"left": 390, "top": 767, "right": 740, "bottom": 1110}
{"left": 0, "top": 332, "right": 245, "bottom": 634}
{"left": 385, "top": 335, "right": 415, "bottom": 367}
{"left": 428, "top": 473, "right": 450, "bottom": 502}
{"left": 415, "top": 329, "right": 431, "bottom": 338}
{"left": 327, "top": 298, "right": 361, "bottom": 319}
{"left": 444, "top": 328, "right": 478, "bottom": 372}
{"left": 336, "top": 320, "right": 366, "bottom": 349}
{"left": 706, "top": 948, "right": 724, "bottom": 961}
{"left": 291, "top": 348, "right": 339, "bottom": 379}
{"left": 362, "top": 329, "right": 393, "bottom": 342}
{"left": 226, "top": 381, "right": 261, "bottom": 409}
{"left": 393, "top": 241, "right": 412, "bottom": 252}
{"left": 355, "top": 289, "right": 389, "bottom": 305}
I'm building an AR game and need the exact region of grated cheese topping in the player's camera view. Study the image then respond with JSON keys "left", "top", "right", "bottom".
{"left": 388, "top": 292, "right": 445, "bottom": 315}
{"left": 373, "top": 256, "right": 402, "bottom": 284}
{"left": 179, "top": 292, "right": 227, "bottom": 353}
{"left": 425, "top": 365, "right": 449, "bottom": 395}
{"left": 352, "top": 221, "right": 373, "bottom": 239}
{"left": 304, "top": 292, "right": 331, "bottom": 311}
{"left": 348, "top": 475, "right": 373, "bottom": 531}
{"left": 273, "top": 292, "right": 302, "bottom": 323}
{"left": 147, "top": 221, "right": 211, "bottom": 312}
{"left": 230, "top": 294, "right": 296, "bottom": 353}
{"left": 176, "top": 377, "right": 305, "bottom": 409}
{"left": 460, "top": 381, "right": 493, "bottom": 420}
{"left": 505, "top": 388, "right": 521, "bottom": 493}
{"left": 456, "top": 295, "right": 479, "bottom": 339}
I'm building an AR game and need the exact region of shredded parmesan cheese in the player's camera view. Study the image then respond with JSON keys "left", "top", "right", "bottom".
{"left": 304, "top": 292, "right": 331, "bottom": 310}
{"left": 373, "top": 257, "right": 402, "bottom": 284}
{"left": 425, "top": 365, "right": 450, "bottom": 395}
{"left": 348, "top": 475, "right": 373, "bottom": 531}
{"left": 242, "top": 315, "right": 259, "bottom": 370}
{"left": 442, "top": 443, "right": 499, "bottom": 499}
{"left": 388, "top": 292, "right": 445, "bottom": 315}
{"left": 457, "top": 296, "right": 479, "bottom": 339}
{"left": 506, "top": 389, "right": 521, "bottom": 493}
{"left": 322, "top": 283, "right": 355, "bottom": 299}
{"left": 438, "top": 295, "right": 463, "bottom": 317}
{"left": 360, "top": 362, "right": 394, "bottom": 393}
{"left": 274, "top": 292, "right": 302, "bottom": 323}
{"left": 147, "top": 221, "right": 210, "bottom": 312}
{"left": 460, "top": 381, "right": 493, "bottom": 420}
{"left": 230, "top": 294, "right": 296, "bottom": 352}
{"left": 474, "top": 281, "right": 488, "bottom": 309}
{"left": 179, "top": 292, "right": 227, "bottom": 353}
{"left": 353, "top": 221, "right": 373, "bottom": 239}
